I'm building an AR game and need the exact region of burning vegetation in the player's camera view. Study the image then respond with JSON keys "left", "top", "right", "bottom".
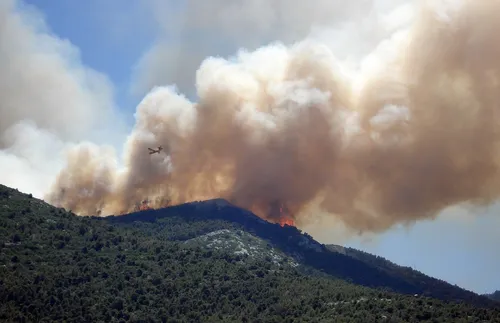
{"left": 137, "top": 200, "right": 152, "bottom": 212}
{"left": 122, "top": 197, "right": 172, "bottom": 214}
{"left": 278, "top": 203, "right": 296, "bottom": 227}
{"left": 279, "top": 217, "right": 296, "bottom": 227}
{"left": 129, "top": 197, "right": 296, "bottom": 227}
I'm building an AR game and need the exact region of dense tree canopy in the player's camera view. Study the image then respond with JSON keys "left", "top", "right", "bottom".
{"left": 1, "top": 184, "right": 499, "bottom": 322}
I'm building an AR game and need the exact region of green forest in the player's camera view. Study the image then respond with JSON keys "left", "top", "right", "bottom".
{"left": 1, "top": 184, "right": 499, "bottom": 322}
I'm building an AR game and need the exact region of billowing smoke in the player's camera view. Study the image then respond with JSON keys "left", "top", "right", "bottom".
{"left": 0, "top": 0, "right": 126, "bottom": 198}
{"left": 8, "top": 0, "right": 500, "bottom": 234}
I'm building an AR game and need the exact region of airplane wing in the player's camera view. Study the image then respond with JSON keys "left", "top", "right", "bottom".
{"left": 148, "top": 148, "right": 155, "bottom": 152}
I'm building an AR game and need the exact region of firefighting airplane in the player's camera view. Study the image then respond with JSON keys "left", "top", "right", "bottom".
{"left": 148, "top": 146, "right": 163, "bottom": 155}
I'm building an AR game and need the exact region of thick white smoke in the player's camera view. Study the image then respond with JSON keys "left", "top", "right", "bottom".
{"left": 3, "top": 0, "right": 500, "bottom": 238}
{"left": 132, "top": 0, "right": 413, "bottom": 97}
{"left": 46, "top": 0, "right": 500, "bottom": 236}
{"left": 0, "top": 0, "right": 126, "bottom": 198}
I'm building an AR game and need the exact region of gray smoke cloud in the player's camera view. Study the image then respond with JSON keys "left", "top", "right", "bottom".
{"left": 45, "top": 0, "right": 500, "bottom": 235}
{"left": 0, "top": 0, "right": 126, "bottom": 197}
{"left": 131, "top": 0, "right": 411, "bottom": 97}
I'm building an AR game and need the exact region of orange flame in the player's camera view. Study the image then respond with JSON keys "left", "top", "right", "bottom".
{"left": 123, "top": 197, "right": 172, "bottom": 214}
{"left": 278, "top": 203, "right": 296, "bottom": 227}
{"left": 120, "top": 197, "right": 296, "bottom": 228}
{"left": 138, "top": 200, "right": 152, "bottom": 211}
{"left": 279, "top": 217, "right": 296, "bottom": 227}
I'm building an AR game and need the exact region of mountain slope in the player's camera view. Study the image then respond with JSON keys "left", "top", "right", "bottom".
{"left": 325, "top": 244, "right": 491, "bottom": 306}
{"left": 103, "top": 198, "right": 496, "bottom": 308}
{"left": 485, "top": 291, "right": 500, "bottom": 302}
{"left": 1, "top": 184, "right": 499, "bottom": 322}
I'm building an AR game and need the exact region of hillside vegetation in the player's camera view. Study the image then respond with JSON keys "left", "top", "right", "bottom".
{"left": 105, "top": 199, "right": 495, "bottom": 307}
{"left": 486, "top": 291, "right": 500, "bottom": 302}
{"left": 1, "top": 184, "right": 499, "bottom": 322}
{"left": 324, "top": 245, "right": 493, "bottom": 307}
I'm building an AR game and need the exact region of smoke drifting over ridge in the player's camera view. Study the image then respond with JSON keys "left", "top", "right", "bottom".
{"left": 17, "top": 0, "right": 500, "bottom": 234}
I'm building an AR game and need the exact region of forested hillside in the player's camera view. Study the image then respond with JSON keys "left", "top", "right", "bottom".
{"left": 486, "top": 291, "right": 500, "bottom": 302}
{"left": 1, "top": 184, "right": 499, "bottom": 322}
{"left": 324, "top": 244, "right": 492, "bottom": 307}
{"left": 105, "top": 198, "right": 496, "bottom": 307}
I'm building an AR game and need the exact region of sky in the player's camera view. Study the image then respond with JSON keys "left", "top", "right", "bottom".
{"left": 2, "top": 0, "right": 499, "bottom": 295}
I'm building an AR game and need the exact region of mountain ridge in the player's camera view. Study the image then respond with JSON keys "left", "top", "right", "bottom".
{"left": 99, "top": 197, "right": 494, "bottom": 307}
{"left": 485, "top": 290, "right": 500, "bottom": 302}
{"left": 2, "top": 183, "right": 500, "bottom": 322}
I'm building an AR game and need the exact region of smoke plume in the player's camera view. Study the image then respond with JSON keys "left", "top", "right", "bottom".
{"left": 11, "top": 0, "right": 500, "bottom": 234}
{"left": 0, "top": 0, "right": 126, "bottom": 198}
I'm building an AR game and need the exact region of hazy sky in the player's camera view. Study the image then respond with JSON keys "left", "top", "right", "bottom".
{"left": 3, "top": 0, "right": 498, "bottom": 295}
